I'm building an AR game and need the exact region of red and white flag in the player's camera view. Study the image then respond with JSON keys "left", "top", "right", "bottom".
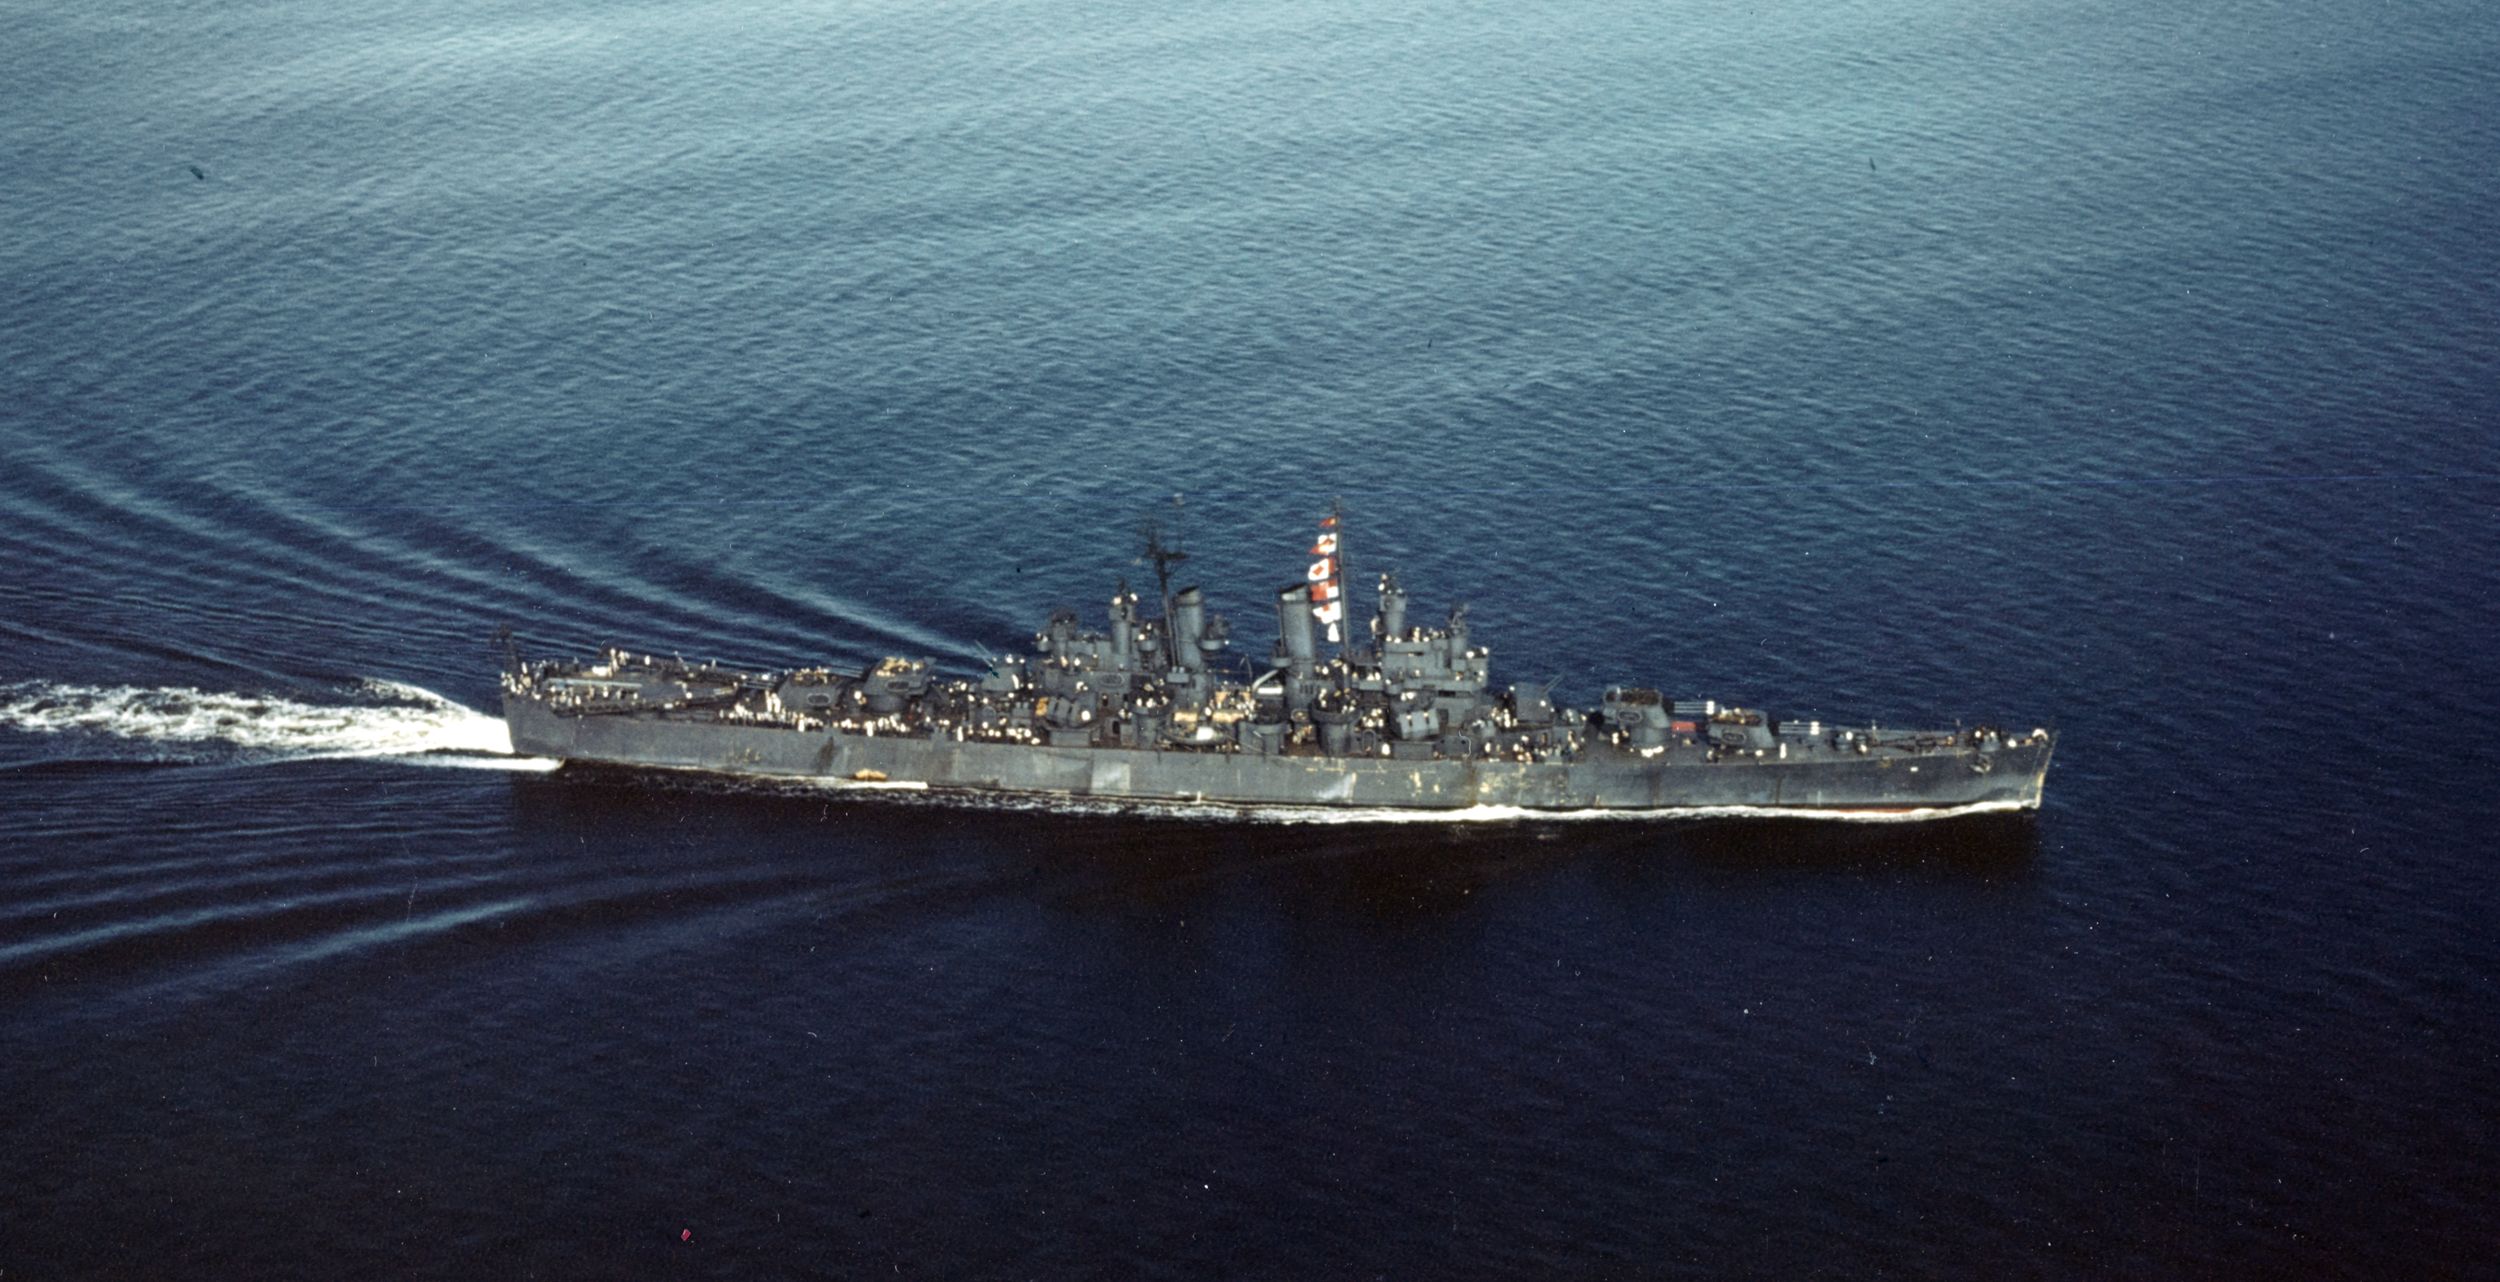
{"left": 1306, "top": 511, "right": 1344, "bottom": 641}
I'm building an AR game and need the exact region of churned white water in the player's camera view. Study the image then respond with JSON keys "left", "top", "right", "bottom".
{"left": 0, "top": 678, "right": 551, "bottom": 769}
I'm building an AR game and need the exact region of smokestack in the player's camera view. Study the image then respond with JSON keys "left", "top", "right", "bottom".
{"left": 1173, "top": 586, "right": 1206, "bottom": 670}
{"left": 1276, "top": 584, "right": 1316, "bottom": 672}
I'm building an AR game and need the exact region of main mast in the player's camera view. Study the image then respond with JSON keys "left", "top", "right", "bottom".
{"left": 1141, "top": 516, "right": 1187, "bottom": 627}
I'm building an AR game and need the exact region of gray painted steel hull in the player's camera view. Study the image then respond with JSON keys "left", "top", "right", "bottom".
{"left": 507, "top": 697, "right": 2051, "bottom": 814}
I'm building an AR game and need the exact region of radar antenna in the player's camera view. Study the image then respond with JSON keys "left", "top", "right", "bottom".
{"left": 1138, "top": 497, "right": 1190, "bottom": 621}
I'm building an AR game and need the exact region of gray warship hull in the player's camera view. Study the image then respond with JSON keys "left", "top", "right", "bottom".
{"left": 504, "top": 695, "right": 2052, "bottom": 815}
{"left": 500, "top": 512, "right": 2054, "bottom": 818}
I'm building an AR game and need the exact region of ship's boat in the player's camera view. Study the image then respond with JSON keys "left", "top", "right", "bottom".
{"left": 500, "top": 511, "right": 2052, "bottom": 816}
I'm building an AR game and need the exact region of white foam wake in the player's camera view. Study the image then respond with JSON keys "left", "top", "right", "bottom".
{"left": 0, "top": 678, "right": 555, "bottom": 769}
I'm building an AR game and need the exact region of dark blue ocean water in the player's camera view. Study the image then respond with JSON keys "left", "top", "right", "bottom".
{"left": 6, "top": 0, "right": 2498, "bottom": 1275}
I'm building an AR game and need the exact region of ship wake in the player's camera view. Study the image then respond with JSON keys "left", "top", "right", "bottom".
{"left": 0, "top": 679, "right": 556, "bottom": 771}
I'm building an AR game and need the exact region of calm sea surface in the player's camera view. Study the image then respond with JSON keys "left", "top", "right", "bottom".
{"left": 5, "top": 0, "right": 2497, "bottom": 1275}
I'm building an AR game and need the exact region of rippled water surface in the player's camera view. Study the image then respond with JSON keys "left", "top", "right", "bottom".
{"left": 5, "top": 0, "right": 2497, "bottom": 1275}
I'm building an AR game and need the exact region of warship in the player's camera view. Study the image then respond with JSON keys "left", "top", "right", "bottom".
{"left": 501, "top": 512, "right": 2052, "bottom": 816}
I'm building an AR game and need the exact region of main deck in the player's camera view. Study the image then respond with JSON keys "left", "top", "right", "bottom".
{"left": 506, "top": 694, "right": 2052, "bottom": 813}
